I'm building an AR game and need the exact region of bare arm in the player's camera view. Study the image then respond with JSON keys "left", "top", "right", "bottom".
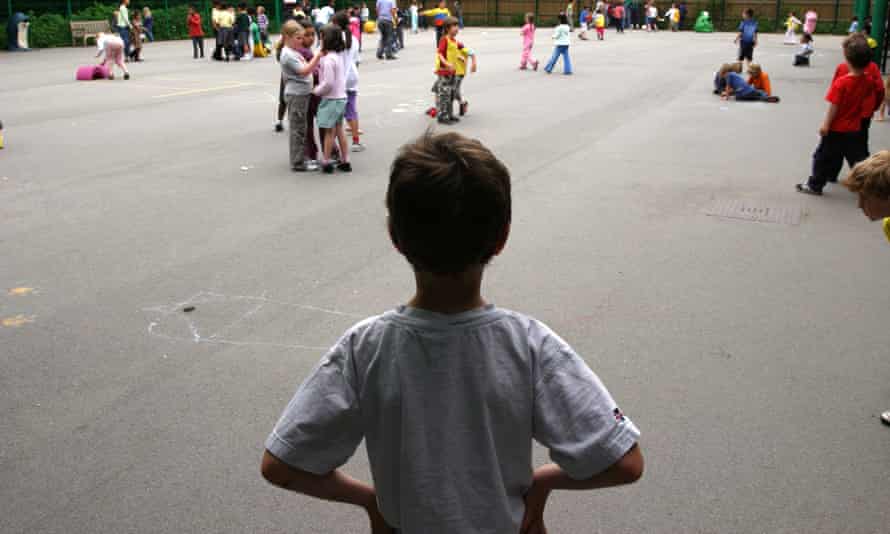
{"left": 521, "top": 444, "right": 643, "bottom": 534}
{"left": 261, "top": 451, "right": 391, "bottom": 532}
{"left": 298, "top": 52, "right": 322, "bottom": 75}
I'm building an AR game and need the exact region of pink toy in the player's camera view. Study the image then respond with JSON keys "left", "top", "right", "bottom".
{"left": 76, "top": 65, "right": 110, "bottom": 81}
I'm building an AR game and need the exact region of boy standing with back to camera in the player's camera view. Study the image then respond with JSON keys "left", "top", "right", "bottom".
{"left": 260, "top": 131, "right": 643, "bottom": 533}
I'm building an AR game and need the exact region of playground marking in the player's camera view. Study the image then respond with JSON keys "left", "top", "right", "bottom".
{"left": 152, "top": 82, "right": 257, "bottom": 99}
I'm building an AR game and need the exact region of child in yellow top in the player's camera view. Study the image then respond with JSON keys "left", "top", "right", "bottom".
{"left": 433, "top": 17, "right": 463, "bottom": 124}
{"left": 452, "top": 42, "right": 477, "bottom": 116}
{"left": 594, "top": 10, "right": 606, "bottom": 40}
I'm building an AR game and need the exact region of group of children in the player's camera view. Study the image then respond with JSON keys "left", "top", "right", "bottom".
{"left": 276, "top": 12, "right": 364, "bottom": 174}
{"left": 209, "top": 3, "right": 272, "bottom": 61}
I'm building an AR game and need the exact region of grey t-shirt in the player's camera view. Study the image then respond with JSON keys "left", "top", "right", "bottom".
{"left": 265, "top": 305, "right": 640, "bottom": 533}
{"left": 280, "top": 47, "right": 312, "bottom": 97}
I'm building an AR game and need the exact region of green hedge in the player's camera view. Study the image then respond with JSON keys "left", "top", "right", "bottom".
{"left": 13, "top": 2, "right": 282, "bottom": 48}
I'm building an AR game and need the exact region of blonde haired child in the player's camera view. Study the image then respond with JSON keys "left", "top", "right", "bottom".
{"left": 747, "top": 63, "right": 771, "bottom": 96}
{"left": 96, "top": 32, "right": 130, "bottom": 80}
{"left": 276, "top": 21, "right": 322, "bottom": 171}
{"left": 841, "top": 150, "right": 890, "bottom": 427}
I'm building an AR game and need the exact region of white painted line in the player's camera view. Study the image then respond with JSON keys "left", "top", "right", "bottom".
{"left": 152, "top": 82, "right": 257, "bottom": 99}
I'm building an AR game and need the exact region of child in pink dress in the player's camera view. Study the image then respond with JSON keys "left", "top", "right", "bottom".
{"left": 519, "top": 13, "right": 538, "bottom": 70}
{"left": 804, "top": 9, "right": 818, "bottom": 35}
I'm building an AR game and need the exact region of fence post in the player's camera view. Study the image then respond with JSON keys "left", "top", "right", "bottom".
{"left": 275, "top": 0, "right": 281, "bottom": 31}
{"left": 872, "top": 0, "right": 887, "bottom": 62}
{"left": 164, "top": 0, "right": 169, "bottom": 37}
{"left": 833, "top": 0, "right": 839, "bottom": 32}
{"left": 494, "top": 0, "right": 499, "bottom": 26}
{"left": 66, "top": 0, "right": 72, "bottom": 20}
{"left": 775, "top": 0, "right": 781, "bottom": 33}
{"left": 720, "top": 0, "right": 726, "bottom": 30}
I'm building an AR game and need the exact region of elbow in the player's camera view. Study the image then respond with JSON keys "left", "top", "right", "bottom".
{"left": 260, "top": 450, "right": 291, "bottom": 487}
{"left": 615, "top": 443, "right": 644, "bottom": 484}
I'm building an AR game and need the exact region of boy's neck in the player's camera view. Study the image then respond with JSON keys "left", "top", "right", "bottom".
{"left": 409, "top": 267, "right": 487, "bottom": 315}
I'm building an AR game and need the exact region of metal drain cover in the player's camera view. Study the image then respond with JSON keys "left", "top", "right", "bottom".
{"left": 704, "top": 200, "right": 802, "bottom": 225}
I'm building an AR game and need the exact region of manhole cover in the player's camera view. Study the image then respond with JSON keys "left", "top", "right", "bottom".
{"left": 704, "top": 200, "right": 802, "bottom": 225}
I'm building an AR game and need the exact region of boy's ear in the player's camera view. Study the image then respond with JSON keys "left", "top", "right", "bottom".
{"left": 493, "top": 223, "right": 511, "bottom": 256}
{"left": 387, "top": 216, "right": 404, "bottom": 255}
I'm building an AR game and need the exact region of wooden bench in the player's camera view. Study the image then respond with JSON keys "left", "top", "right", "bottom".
{"left": 70, "top": 20, "right": 111, "bottom": 47}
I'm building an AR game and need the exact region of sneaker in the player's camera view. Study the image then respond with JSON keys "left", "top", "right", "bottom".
{"left": 275, "top": 123, "right": 284, "bottom": 133}
{"left": 881, "top": 411, "right": 890, "bottom": 426}
{"left": 108, "top": 74, "right": 115, "bottom": 80}
{"left": 351, "top": 142, "right": 366, "bottom": 152}
{"left": 337, "top": 162, "right": 353, "bottom": 172}
{"left": 796, "top": 183, "right": 822, "bottom": 196}
{"left": 124, "top": 73, "right": 130, "bottom": 80}
{"left": 292, "top": 162, "right": 316, "bottom": 172}
{"left": 322, "top": 163, "right": 335, "bottom": 174}
{"left": 533, "top": 61, "right": 539, "bottom": 71}
{"left": 459, "top": 101, "right": 468, "bottom": 116}
{"left": 766, "top": 96, "right": 781, "bottom": 103}
{"left": 437, "top": 117, "right": 454, "bottom": 125}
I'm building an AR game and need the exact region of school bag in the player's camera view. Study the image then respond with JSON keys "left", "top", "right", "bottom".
{"left": 76, "top": 65, "right": 111, "bottom": 80}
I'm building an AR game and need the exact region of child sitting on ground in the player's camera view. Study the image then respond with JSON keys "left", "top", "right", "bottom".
{"left": 794, "top": 33, "right": 814, "bottom": 66}
{"left": 713, "top": 62, "right": 741, "bottom": 94}
{"left": 747, "top": 63, "right": 771, "bottom": 96}
{"left": 721, "top": 64, "right": 780, "bottom": 102}
{"left": 260, "top": 130, "right": 644, "bottom": 533}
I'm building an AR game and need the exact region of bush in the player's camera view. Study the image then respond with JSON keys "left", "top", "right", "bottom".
{"left": 28, "top": 13, "right": 71, "bottom": 48}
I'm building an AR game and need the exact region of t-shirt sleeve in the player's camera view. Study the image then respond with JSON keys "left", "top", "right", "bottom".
{"left": 264, "top": 336, "right": 363, "bottom": 475}
{"left": 437, "top": 36, "right": 448, "bottom": 57}
{"left": 531, "top": 326, "right": 640, "bottom": 480}
{"left": 826, "top": 78, "right": 844, "bottom": 105}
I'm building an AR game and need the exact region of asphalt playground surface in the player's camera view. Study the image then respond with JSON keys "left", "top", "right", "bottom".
{"left": 2, "top": 27, "right": 889, "bottom": 534}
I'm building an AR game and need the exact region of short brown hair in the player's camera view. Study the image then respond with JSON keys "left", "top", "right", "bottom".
{"left": 843, "top": 33, "right": 872, "bottom": 69}
{"left": 843, "top": 150, "right": 890, "bottom": 200}
{"left": 443, "top": 16, "right": 460, "bottom": 31}
{"left": 387, "top": 132, "right": 511, "bottom": 275}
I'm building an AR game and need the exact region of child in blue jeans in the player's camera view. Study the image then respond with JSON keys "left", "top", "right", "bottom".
{"left": 544, "top": 14, "right": 572, "bottom": 75}
{"left": 720, "top": 66, "right": 779, "bottom": 102}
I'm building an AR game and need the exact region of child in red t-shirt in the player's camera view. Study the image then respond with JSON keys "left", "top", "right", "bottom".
{"left": 797, "top": 34, "right": 875, "bottom": 196}
{"left": 832, "top": 56, "right": 885, "bottom": 159}
{"left": 187, "top": 6, "right": 205, "bottom": 59}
